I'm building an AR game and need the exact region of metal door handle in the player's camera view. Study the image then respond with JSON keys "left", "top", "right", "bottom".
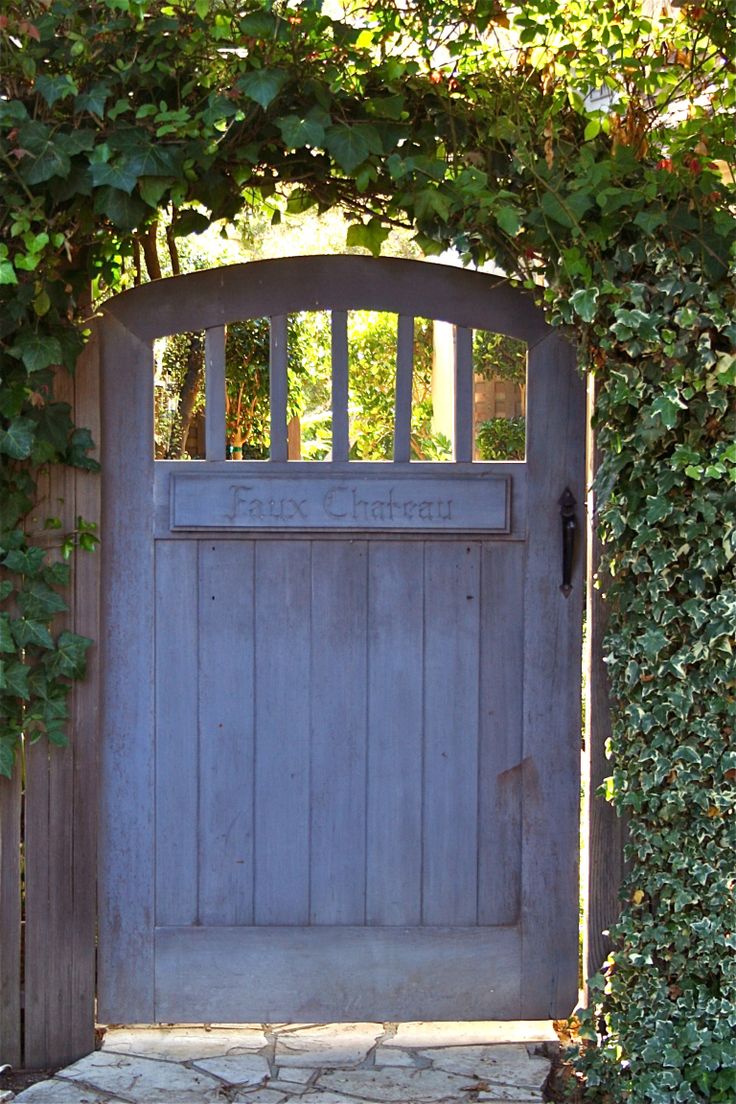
{"left": 559, "top": 488, "right": 576, "bottom": 597}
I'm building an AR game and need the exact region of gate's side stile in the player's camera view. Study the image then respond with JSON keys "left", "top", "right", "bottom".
{"left": 0, "top": 770, "right": 21, "bottom": 1068}
{"left": 98, "top": 314, "right": 156, "bottom": 1022}
{"left": 521, "top": 332, "right": 586, "bottom": 1017}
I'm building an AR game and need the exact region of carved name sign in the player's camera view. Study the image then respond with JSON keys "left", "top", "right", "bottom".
{"left": 171, "top": 472, "right": 510, "bottom": 533}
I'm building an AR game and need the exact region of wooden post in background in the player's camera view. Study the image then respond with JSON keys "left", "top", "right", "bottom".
{"left": 584, "top": 374, "right": 626, "bottom": 982}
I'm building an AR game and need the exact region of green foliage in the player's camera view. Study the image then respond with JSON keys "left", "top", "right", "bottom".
{"left": 475, "top": 417, "right": 525, "bottom": 461}
{"left": 1, "top": 2, "right": 735, "bottom": 1097}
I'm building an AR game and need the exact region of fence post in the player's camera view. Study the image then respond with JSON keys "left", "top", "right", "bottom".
{"left": 584, "top": 374, "right": 626, "bottom": 982}
{"left": 0, "top": 771, "right": 22, "bottom": 1068}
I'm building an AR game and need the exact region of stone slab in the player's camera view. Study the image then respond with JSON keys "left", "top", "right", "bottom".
{"left": 373, "top": 1048, "right": 420, "bottom": 1068}
{"left": 102, "top": 1026, "right": 267, "bottom": 1060}
{"left": 317, "top": 1066, "right": 476, "bottom": 1102}
{"left": 13, "top": 1081, "right": 127, "bottom": 1103}
{"left": 56, "top": 1052, "right": 224, "bottom": 1103}
{"left": 418, "top": 1044, "right": 549, "bottom": 1091}
{"left": 272, "top": 1067, "right": 315, "bottom": 1085}
{"left": 192, "top": 1053, "right": 270, "bottom": 1085}
{"left": 275, "top": 1023, "right": 383, "bottom": 1067}
{"left": 232, "top": 1092, "right": 288, "bottom": 1104}
{"left": 384, "top": 1022, "right": 556, "bottom": 1048}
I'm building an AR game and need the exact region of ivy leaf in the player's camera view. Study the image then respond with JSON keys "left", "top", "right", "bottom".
{"left": 277, "top": 113, "right": 326, "bottom": 149}
{"left": 35, "top": 73, "right": 78, "bottom": 107}
{"left": 90, "top": 159, "right": 139, "bottom": 194}
{"left": 18, "top": 580, "right": 67, "bottom": 620}
{"left": 11, "top": 333, "right": 63, "bottom": 372}
{"left": 0, "top": 261, "right": 18, "bottom": 285}
{"left": 346, "top": 220, "right": 390, "bottom": 256}
{"left": 570, "top": 287, "right": 599, "bottom": 323}
{"left": 20, "top": 137, "right": 71, "bottom": 184}
{"left": 0, "top": 417, "right": 35, "bottom": 459}
{"left": 495, "top": 205, "right": 521, "bottom": 236}
{"left": 1, "top": 662, "right": 30, "bottom": 700}
{"left": 639, "top": 627, "right": 670, "bottom": 660}
{"left": 2, "top": 547, "right": 46, "bottom": 574}
{"left": 46, "top": 631, "right": 91, "bottom": 678}
{"left": 239, "top": 11, "right": 288, "bottom": 38}
{"left": 650, "top": 394, "right": 683, "bottom": 430}
{"left": 74, "top": 82, "right": 110, "bottom": 117}
{"left": 238, "top": 69, "right": 287, "bottom": 110}
{"left": 12, "top": 619, "right": 54, "bottom": 650}
{"left": 324, "top": 124, "right": 371, "bottom": 172}
{"left": 93, "top": 186, "right": 147, "bottom": 230}
{"left": 0, "top": 739, "right": 15, "bottom": 780}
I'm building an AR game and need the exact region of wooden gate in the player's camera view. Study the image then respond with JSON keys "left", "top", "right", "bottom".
{"left": 98, "top": 256, "right": 584, "bottom": 1023}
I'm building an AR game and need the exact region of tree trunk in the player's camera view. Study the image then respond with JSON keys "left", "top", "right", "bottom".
{"left": 175, "top": 333, "right": 204, "bottom": 457}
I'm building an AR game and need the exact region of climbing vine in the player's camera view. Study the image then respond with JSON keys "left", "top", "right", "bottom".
{"left": 1, "top": 1, "right": 735, "bottom": 1099}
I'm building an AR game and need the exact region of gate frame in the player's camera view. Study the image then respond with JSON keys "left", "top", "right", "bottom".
{"left": 0, "top": 258, "right": 621, "bottom": 1068}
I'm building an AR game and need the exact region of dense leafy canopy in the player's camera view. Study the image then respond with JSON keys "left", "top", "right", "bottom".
{"left": 1, "top": 1, "right": 736, "bottom": 1098}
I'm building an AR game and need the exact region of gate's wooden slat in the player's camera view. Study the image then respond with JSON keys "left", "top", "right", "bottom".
{"left": 155, "top": 540, "right": 199, "bottom": 925}
{"left": 205, "top": 326, "right": 226, "bottom": 462}
{"left": 478, "top": 543, "right": 523, "bottom": 926}
{"left": 393, "top": 315, "right": 414, "bottom": 464}
{"left": 269, "top": 315, "right": 288, "bottom": 462}
{"left": 366, "top": 542, "right": 423, "bottom": 925}
{"left": 520, "top": 331, "right": 585, "bottom": 1018}
{"left": 331, "top": 310, "right": 349, "bottom": 463}
{"left": 0, "top": 771, "right": 21, "bottom": 1068}
{"left": 98, "top": 315, "right": 156, "bottom": 1023}
{"left": 253, "top": 541, "right": 311, "bottom": 925}
{"left": 198, "top": 541, "right": 255, "bottom": 925}
{"left": 155, "top": 924, "right": 522, "bottom": 1022}
{"left": 454, "top": 326, "right": 474, "bottom": 463}
{"left": 310, "top": 541, "right": 367, "bottom": 924}
{"left": 422, "top": 542, "right": 481, "bottom": 925}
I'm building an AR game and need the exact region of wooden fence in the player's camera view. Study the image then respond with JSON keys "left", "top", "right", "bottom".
{"left": 0, "top": 327, "right": 622, "bottom": 1071}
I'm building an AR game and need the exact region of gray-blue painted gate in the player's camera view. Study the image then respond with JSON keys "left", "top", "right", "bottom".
{"left": 98, "top": 256, "right": 585, "bottom": 1022}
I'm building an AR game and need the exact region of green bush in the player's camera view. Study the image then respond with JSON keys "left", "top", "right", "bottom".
{"left": 475, "top": 416, "right": 525, "bottom": 461}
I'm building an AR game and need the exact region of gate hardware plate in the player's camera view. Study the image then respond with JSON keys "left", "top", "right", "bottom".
{"left": 559, "top": 487, "right": 577, "bottom": 597}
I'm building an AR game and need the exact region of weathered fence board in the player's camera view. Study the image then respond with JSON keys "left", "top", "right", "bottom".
{"left": 0, "top": 771, "right": 22, "bottom": 1069}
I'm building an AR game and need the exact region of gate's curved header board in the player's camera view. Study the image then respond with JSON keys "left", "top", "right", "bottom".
{"left": 103, "top": 254, "right": 550, "bottom": 346}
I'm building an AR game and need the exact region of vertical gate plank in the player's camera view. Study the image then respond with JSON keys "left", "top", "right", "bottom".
{"left": 422, "top": 541, "right": 481, "bottom": 925}
{"left": 156, "top": 541, "right": 199, "bottom": 925}
{"left": 205, "top": 326, "right": 226, "bottom": 461}
{"left": 98, "top": 316, "right": 155, "bottom": 1023}
{"left": 310, "top": 541, "right": 367, "bottom": 924}
{"left": 331, "top": 311, "right": 349, "bottom": 463}
{"left": 393, "top": 315, "right": 414, "bottom": 464}
{"left": 585, "top": 376, "right": 625, "bottom": 978}
{"left": 366, "top": 542, "right": 423, "bottom": 925}
{"left": 520, "top": 332, "right": 585, "bottom": 1018}
{"left": 269, "top": 315, "right": 288, "bottom": 462}
{"left": 254, "top": 541, "right": 311, "bottom": 924}
{"left": 0, "top": 771, "right": 21, "bottom": 1068}
{"left": 454, "top": 326, "right": 474, "bottom": 462}
{"left": 477, "top": 543, "right": 524, "bottom": 926}
{"left": 198, "top": 541, "right": 255, "bottom": 925}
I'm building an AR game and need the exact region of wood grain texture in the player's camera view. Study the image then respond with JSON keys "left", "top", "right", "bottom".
{"left": 393, "top": 315, "right": 414, "bottom": 463}
{"left": 585, "top": 376, "right": 625, "bottom": 979}
{"left": 24, "top": 361, "right": 76, "bottom": 1069}
{"left": 106, "top": 257, "right": 549, "bottom": 346}
{"left": 205, "top": 326, "right": 226, "bottom": 461}
{"left": 253, "top": 541, "right": 311, "bottom": 924}
{"left": 155, "top": 541, "right": 199, "bottom": 925}
{"left": 269, "top": 315, "right": 288, "bottom": 462}
{"left": 155, "top": 925, "right": 522, "bottom": 1022}
{"left": 97, "top": 316, "right": 155, "bottom": 1022}
{"left": 454, "top": 326, "right": 474, "bottom": 463}
{"left": 477, "top": 542, "right": 524, "bottom": 926}
{"left": 366, "top": 542, "right": 423, "bottom": 925}
{"left": 0, "top": 772, "right": 21, "bottom": 1067}
{"left": 422, "top": 541, "right": 481, "bottom": 925}
{"left": 331, "top": 310, "right": 349, "bottom": 462}
{"left": 198, "top": 541, "right": 255, "bottom": 925}
{"left": 309, "top": 541, "right": 367, "bottom": 925}
{"left": 520, "top": 332, "right": 585, "bottom": 1018}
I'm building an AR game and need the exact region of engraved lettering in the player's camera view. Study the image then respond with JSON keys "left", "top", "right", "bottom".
{"left": 351, "top": 490, "right": 369, "bottom": 520}
{"left": 418, "top": 500, "right": 433, "bottom": 520}
{"left": 323, "top": 487, "right": 348, "bottom": 519}
{"left": 438, "top": 499, "right": 453, "bottom": 521}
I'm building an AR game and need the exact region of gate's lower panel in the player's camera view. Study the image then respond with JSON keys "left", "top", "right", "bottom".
{"left": 154, "top": 925, "right": 521, "bottom": 1021}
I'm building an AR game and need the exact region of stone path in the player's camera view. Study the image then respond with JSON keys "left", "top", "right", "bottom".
{"left": 10, "top": 1020, "right": 558, "bottom": 1099}
{"left": 10, "top": 1023, "right": 557, "bottom": 1104}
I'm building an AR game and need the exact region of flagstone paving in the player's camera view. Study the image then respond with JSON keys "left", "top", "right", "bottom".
{"left": 11, "top": 1022, "right": 557, "bottom": 1103}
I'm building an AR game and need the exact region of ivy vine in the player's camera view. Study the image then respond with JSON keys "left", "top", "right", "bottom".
{"left": 1, "top": 1, "right": 735, "bottom": 1099}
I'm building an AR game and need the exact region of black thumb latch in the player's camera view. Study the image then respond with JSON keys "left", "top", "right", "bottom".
{"left": 559, "top": 488, "right": 576, "bottom": 597}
